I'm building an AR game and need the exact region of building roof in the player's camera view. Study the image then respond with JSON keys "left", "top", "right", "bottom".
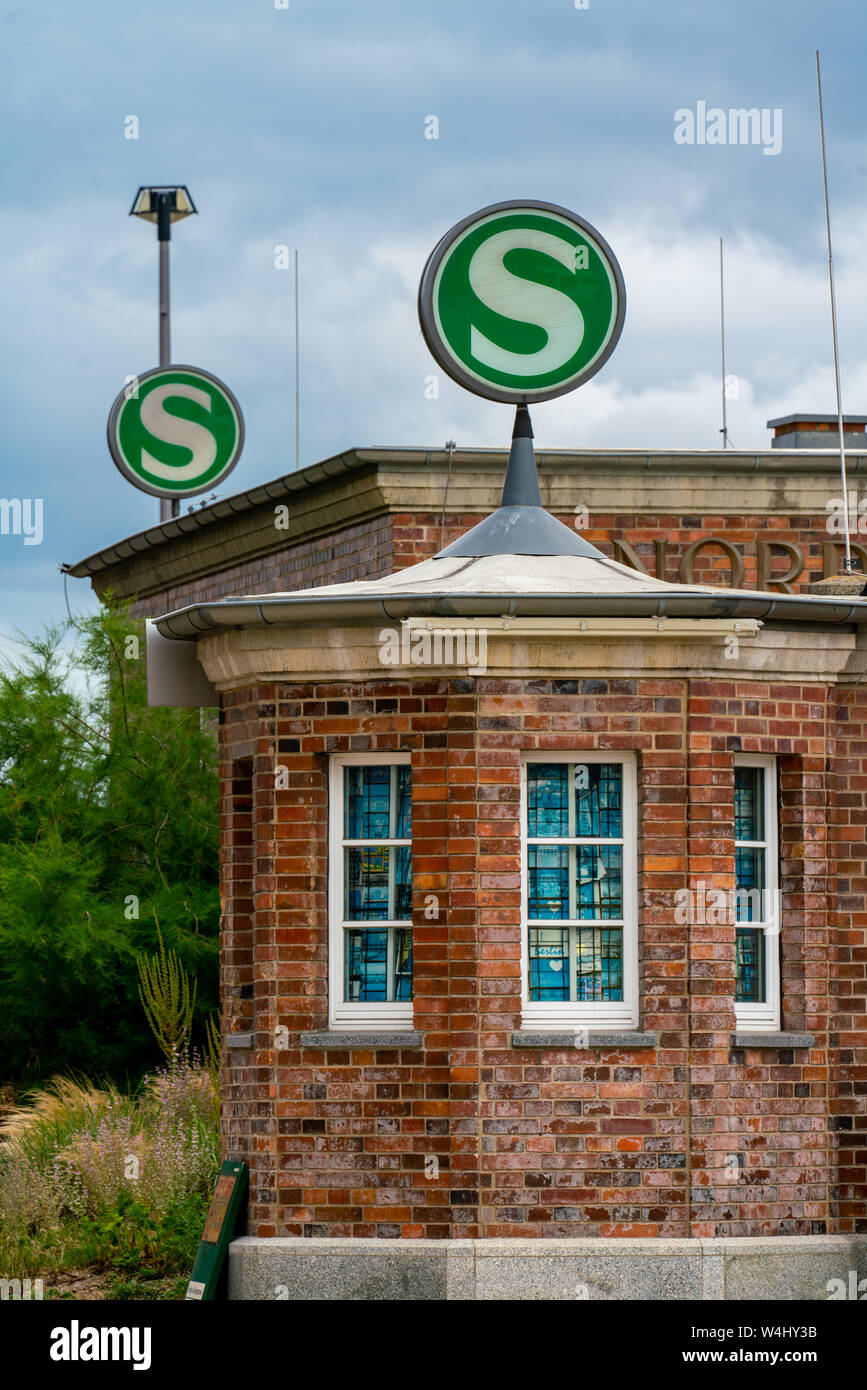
{"left": 65, "top": 442, "right": 867, "bottom": 583}
{"left": 154, "top": 408, "right": 867, "bottom": 641}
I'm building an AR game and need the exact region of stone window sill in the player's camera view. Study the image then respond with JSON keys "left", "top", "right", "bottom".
{"left": 511, "top": 1031, "right": 656, "bottom": 1049}
{"left": 300, "top": 1031, "right": 424, "bottom": 1049}
{"left": 731, "top": 1031, "right": 814, "bottom": 1049}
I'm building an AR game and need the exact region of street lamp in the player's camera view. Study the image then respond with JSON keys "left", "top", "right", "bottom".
{"left": 130, "top": 185, "right": 198, "bottom": 521}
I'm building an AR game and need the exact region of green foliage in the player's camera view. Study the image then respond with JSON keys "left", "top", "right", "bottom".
{"left": 0, "top": 602, "right": 220, "bottom": 1083}
{"left": 137, "top": 920, "right": 197, "bottom": 1064}
{"left": 70, "top": 1190, "right": 207, "bottom": 1275}
{"left": 0, "top": 1062, "right": 219, "bottom": 1297}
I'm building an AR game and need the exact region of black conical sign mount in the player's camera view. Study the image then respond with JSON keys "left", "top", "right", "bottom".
{"left": 436, "top": 404, "right": 608, "bottom": 560}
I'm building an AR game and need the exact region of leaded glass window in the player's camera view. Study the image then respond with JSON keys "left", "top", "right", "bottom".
{"left": 338, "top": 762, "right": 412, "bottom": 1005}
{"left": 525, "top": 762, "right": 625, "bottom": 1003}
{"left": 734, "top": 763, "right": 770, "bottom": 1005}
{"left": 733, "top": 757, "right": 779, "bottom": 1029}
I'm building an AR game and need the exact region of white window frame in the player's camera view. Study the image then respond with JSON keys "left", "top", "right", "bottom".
{"left": 520, "top": 752, "right": 638, "bottom": 1031}
{"left": 328, "top": 752, "right": 413, "bottom": 1031}
{"left": 733, "top": 754, "right": 780, "bottom": 1032}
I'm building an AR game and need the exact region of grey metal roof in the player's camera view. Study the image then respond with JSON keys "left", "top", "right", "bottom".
{"left": 766, "top": 413, "right": 867, "bottom": 427}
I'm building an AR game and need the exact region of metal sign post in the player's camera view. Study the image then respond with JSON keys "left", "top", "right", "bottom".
{"left": 129, "top": 185, "right": 198, "bottom": 522}
{"left": 111, "top": 188, "right": 245, "bottom": 516}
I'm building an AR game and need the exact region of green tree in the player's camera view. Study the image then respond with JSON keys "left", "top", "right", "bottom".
{"left": 0, "top": 604, "right": 219, "bottom": 1083}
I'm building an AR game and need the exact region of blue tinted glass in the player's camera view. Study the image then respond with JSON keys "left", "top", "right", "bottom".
{"left": 345, "top": 846, "right": 390, "bottom": 920}
{"left": 344, "top": 765, "right": 392, "bottom": 839}
{"left": 395, "top": 765, "right": 411, "bottom": 839}
{"left": 344, "top": 928, "right": 413, "bottom": 1002}
{"left": 735, "top": 767, "right": 762, "bottom": 842}
{"left": 393, "top": 927, "right": 413, "bottom": 1001}
{"left": 345, "top": 929, "right": 388, "bottom": 1001}
{"left": 735, "top": 926, "right": 765, "bottom": 1003}
{"left": 344, "top": 846, "right": 412, "bottom": 921}
{"left": 575, "top": 764, "right": 622, "bottom": 837}
{"left": 576, "top": 845, "right": 622, "bottom": 919}
{"left": 527, "top": 765, "right": 568, "bottom": 837}
{"left": 528, "top": 927, "right": 570, "bottom": 1000}
{"left": 528, "top": 846, "right": 568, "bottom": 918}
{"left": 576, "top": 925, "right": 623, "bottom": 1001}
{"left": 394, "top": 846, "right": 412, "bottom": 919}
{"left": 735, "top": 847, "right": 764, "bottom": 920}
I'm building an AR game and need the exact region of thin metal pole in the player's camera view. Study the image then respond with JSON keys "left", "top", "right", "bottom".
{"left": 816, "top": 50, "right": 852, "bottom": 572}
{"left": 158, "top": 233, "right": 176, "bottom": 522}
{"left": 159, "top": 239, "right": 170, "bottom": 366}
{"left": 295, "top": 249, "right": 300, "bottom": 471}
{"left": 719, "top": 237, "right": 729, "bottom": 448}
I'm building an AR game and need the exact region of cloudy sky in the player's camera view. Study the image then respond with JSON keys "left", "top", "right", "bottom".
{"left": 0, "top": 0, "right": 865, "bottom": 647}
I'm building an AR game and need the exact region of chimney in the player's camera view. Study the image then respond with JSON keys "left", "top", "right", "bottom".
{"left": 766, "top": 413, "right": 867, "bottom": 449}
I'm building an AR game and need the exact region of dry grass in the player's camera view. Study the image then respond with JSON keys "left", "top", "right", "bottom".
{"left": 0, "top": 1074, "right": 121, "bottom": 1158}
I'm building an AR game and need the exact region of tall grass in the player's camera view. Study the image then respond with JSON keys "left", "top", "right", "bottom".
{"left": 0, "top": 1062, "right": 219, "bottom": 1281}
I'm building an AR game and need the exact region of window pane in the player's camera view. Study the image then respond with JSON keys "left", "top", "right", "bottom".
{"left": 528, "top": 845, "right": 569, "bottom": 918}
{"left": 393, "top": 927, "right": 413, "bottom": 1001}
{"left": 344, "top": 928, "right": 413, "bottom": 1002}
{"left": 394, "top": 846, "right": 412, "bottom": 919}
{"left": 528, "top": 926, "right": 570, "bottom": 1000}
{"left": 577, "top": 845, "right": 622, "bottom": 919}
{"left": 736, "top": 926, "right": 765, "bottom": 1003}
{"left": 345, "top": 929, "right": 388, "bottom": 1000}
{"left": 528, "top": 763, "right": 623, "bottom": 839}
{"left": 527, "top": 764, "right": 568, "bottom": 837}
{"left": 735, "top": 847, "right": 765, "bottom": 919}
{"left": 576, "top": 925, "right": 623, "bottom": 1001}
{"left": 735, "top": 766, "right": 763, "bottom": 842}
{"left": 575, "top": 763, "right": 622, "bottom": 838}
{"left": 344, "top": 845, "right": 412, "bottom": 920}
{"left": 344, "top": 765, "right": 393, "bottom": 840}
{"left": 395, "top": 765, "right": 411, "bottom": 839}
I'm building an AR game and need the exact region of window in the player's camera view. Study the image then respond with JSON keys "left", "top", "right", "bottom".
{"left": 328, "top": 754, "right": 413, "bottom": 1029}
{"left": 521, "top": 753, "right": 637, "bottom": 1030}
{"left": 733, "top": 755, "right": 780, "bottom": 1031}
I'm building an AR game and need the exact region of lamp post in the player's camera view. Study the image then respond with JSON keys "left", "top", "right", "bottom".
{"left": 130, "top": 185, "right": 197, "bottom": 521}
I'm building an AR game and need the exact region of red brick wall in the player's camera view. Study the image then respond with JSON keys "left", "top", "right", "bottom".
{"left": 217, "top": 674, "right": 863, "bottom": 1239}
{"left": 130, "top": 513, "right": 394, "bottom": 619}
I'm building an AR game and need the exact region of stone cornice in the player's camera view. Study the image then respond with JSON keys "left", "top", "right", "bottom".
{"left": 195, "top": 621, "right": 867, "bottom": 691}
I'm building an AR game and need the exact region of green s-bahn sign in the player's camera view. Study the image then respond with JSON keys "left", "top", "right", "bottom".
{"left": 418, "top": 200, "right": 625, "bottom": 404}
{"left": 107, "top": 364, "right": 244, "bottom": 500}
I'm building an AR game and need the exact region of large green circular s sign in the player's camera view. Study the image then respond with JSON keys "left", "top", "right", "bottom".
{"left": 418, "top": 200, "right": 625, "bottom": 404}
{"left": 107, "top": 364, "right": 244, "bottom": 499}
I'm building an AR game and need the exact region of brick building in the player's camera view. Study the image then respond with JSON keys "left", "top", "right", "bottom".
{"left": 68, "top": 414, "right": 867, "bottom": 1298}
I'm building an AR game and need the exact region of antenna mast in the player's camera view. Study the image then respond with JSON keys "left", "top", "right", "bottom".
{"left": 816, "top": 50, "right": 853, "bottom": 572}
{"left": 719, "top": 237, "right": 730, "bottom": 448}
{"left": 295, "top": 248, "right": 301, "bottom": 471}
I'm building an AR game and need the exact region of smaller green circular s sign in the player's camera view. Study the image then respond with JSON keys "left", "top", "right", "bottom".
{"left": 107, "top": 365, "right": 244, "bottom": 499}
{"left": 418, "top": 200, "right": 625, "bottom": 404}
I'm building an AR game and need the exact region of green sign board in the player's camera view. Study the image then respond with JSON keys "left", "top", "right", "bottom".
{"left": 185, "top": 1159, "right": 248, "bottom": 1301}
{"left": 107, "top": 364, "right": 244, "bottom": 500}
{"left": 418, "top": 200, "right": 625, "bottom": 404}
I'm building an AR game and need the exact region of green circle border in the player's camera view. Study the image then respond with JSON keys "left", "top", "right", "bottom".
{"left": 418, "top": 200, "right": 626, "bottom": 404}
